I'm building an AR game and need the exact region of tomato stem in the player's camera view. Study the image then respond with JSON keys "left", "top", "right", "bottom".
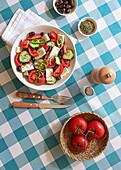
{"left": 75, "top": 124, "right": 84, "bottom": 135}
{"left": 73, "top": 142, "right": 85, "bottom": 152}
{"left": 83, "top": 128, "right": 97, "bottom": 152}
{"left": 92, "top": 129, "right": 99, "bottom": 138}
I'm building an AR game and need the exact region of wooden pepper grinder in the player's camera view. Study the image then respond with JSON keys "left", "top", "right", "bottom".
{"left": 90, "top": 66, "right": 116, "bottom": 84}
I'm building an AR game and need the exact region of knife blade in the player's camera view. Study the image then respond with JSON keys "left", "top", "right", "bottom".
{"left": 12, "top": 102, "right": 71, "bottom": 109}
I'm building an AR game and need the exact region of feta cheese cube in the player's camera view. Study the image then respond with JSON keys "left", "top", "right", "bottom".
{"left": 16, "top": 47, "right": 22, "bottom": 53}
{"left": 57, "top": 34, "right": 64, "bottom": 43}
{"left": 35, "top": 47, "right": 46, "bottom": 60}
{"left": 46, "top": 77, "right": 53, "bottom": 82}
{"left": 42, "top": 34, "right": 50, "bottom": 42}
{"left": 48, "top": 46, "right": 60, "bottom": 60}
{"left": 21, "top": 63, "right": 34, "bottom": 72}
{"left": 46, "top": 68, "right": 53, "bottom": 78}
{"left": 60, "top": 67, "right": 70, "bottom": 79}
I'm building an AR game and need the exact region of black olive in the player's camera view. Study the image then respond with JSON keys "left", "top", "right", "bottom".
{"left": 59, "top": 0, "right": 63, "bottom": 4}
{"left": 48, "top": 46, "right": 52, "bottom": 52}
{"left": 17, "top": 66, "right": 21, "bottom": 72}
{"left": 31, "top": 57, "right": 35, "bottom": 62}
{"left": 64, "top": 1, "right": 68, "bottom": 5}
{"left": 56, "top": 76, "right": 61, "bottom": 80}
{"left": 59, "top": 49, "right": 64, "bottom": 56}
{"left": 53, "top": 65, "right": 58, "bottom": 72}
{"left": 55, "top": 2, "right": 60, "bottom": 6}
{"left": 40, "top": 32, "right": 44, "bottom": 36}
{"left": 68, "top": 0, "right": 74, "bottom": 8}
{"left": 62, "top": 8, "right": 66, "bottom": 13}
{"left": 62, "top": 4, "right": 66, "bottom": 8}
{"left": 66, "top": 8, "right": 70, "bottom": 13}
{"left": 29, "top": 32, "right": 35, "bottom": 36}
{"left": 43, "top": 54, "right": 46, "bottom": 59}
{"left": 66, "top": 4, "right": 71, "bottom": 9}
{"left": 58, "top": 8, "right": 63, "bottom": 14}
{"left": 70, "top": 4, "right": 74, "bottom": 8}
{"left": 59, "top": 4, "right": 63, "bottom": 8}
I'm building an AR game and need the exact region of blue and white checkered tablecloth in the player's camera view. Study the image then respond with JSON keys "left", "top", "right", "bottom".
{"left": 0, "top": 0, "right": 121, "bottom": 169}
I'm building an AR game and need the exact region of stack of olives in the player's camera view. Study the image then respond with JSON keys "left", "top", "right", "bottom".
{"left": 55, "top": 0, "right": 74, "bottom": 14}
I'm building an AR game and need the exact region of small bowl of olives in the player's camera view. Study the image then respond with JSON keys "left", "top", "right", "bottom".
{"left": 53, "top": 0, "right": 77, "bottom": 16}
{"left": 78, "top": 17, "right": 97, "bottom": 37}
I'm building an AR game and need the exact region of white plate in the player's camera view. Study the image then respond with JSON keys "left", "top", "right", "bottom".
{"left": 11, "top": 25, "right": 76, "bottom": 91}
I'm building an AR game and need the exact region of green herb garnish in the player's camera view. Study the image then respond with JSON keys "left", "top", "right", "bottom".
{"left": 80, "top": 20, "right": 95, "bottom": 35}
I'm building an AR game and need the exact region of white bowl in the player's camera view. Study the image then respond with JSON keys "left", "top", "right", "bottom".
{"left": 11, "top": 25, "right": 76, "bottom": 91}
{"left": 53, "top": 0, "right": 77, "bottom": 16}
{"left": 78, "top": 17, "right": 97, "bottom": 36}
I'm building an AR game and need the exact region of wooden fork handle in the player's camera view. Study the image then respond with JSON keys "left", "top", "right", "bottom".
{"left": 12, "top": 102, "right": 39, "bottom": 108}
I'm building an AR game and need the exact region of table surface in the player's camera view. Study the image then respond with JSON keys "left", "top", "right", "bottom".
{"left": 0, "top": 0, "right": 121, "bottom": 169}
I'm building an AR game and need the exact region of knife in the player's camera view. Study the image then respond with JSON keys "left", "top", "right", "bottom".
{"left": 12, "top": 102, "right": 71, "bottom": 109}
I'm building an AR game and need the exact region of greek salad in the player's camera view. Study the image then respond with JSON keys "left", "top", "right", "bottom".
{"left": 15, "top": 31, "right": 74, "bottom": 85}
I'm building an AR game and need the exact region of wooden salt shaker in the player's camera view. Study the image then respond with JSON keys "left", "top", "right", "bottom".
{"left": 90, "top": 66, "right": 116, "bottom": 84}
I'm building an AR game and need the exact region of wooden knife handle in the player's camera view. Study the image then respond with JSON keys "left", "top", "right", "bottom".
{"left": 12, "top": 102, "right": 39, "bottom": 108}
{"left": 16, "top": 92, "right": 42, "bottom": 99}
{"left": 16, "top": 92, "right": 53, "bottom": 100}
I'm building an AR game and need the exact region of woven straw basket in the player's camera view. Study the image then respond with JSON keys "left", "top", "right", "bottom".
{"left": 60, "top": 112, "right": 110, "bottom": 161}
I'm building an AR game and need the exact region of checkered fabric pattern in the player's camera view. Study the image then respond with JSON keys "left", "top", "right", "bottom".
{"left": 0, "top": 0, "right": 121, "bottom": 169}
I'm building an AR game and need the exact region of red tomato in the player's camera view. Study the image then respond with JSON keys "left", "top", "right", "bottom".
{"left": 50, "top": 31, "right": 57, "bottom": 39}
{"left": 28, "top": 46, "right": 38, "bottom": 57}
{"left": 39, "top": 77, "right": 46, "bottom": 85}
{"left": 44, "top": 51, "right": 50, "bottom": 59}
{"left": 20, "top": 40, "right": 29, "bottom": 49}
{"left": 47, "top": 59, "right": 56, "bottom": 68}
{"left": 28, "top": 70, "right": 37, "bottom": 84}
{"left": 53, "top": 63, "right": 63, "bottom": 77}
{"left": 62, "top": 45, "right": 67, "bottom": 54}
{"left": 27, "top": 34, "right": 42, "bottom": 40}
{"left": 50, "top": 39, "right": 57, "bottom": 44}
{"left": 40, "top": 44, "right": 49, "bottom": 51}
{"left": 61, "top": 58, "right": 70, "bottom": 67}
{"left": 72, "top": 135, "right": 89, "bottom": 153}
{"left": 69, "top": 116, "right": 87, "bottom": 135}
{"left": 14, "top": 52, "right": 22, "bottom": 66}
{"left": 87, "top": 120, "right": 105, "bottom": 139}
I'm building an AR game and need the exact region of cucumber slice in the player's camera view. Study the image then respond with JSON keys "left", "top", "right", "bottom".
{"left": 46, "top": 41, "right": 55, "bottom": 47}
{"left": 19, "top": 51, "right": 31, "bottom": 63}
{"left": 54, "top": 56, "right": 60, "bottom": 65}
{"left": 46, "top": 76, "right": 56, "bottom": 85}
{"left": 23, "top": 71, "right": 29, "bottom": 77}
{"left": 29, "top": 42, "right": 39, "bottom": 48}
{"left": 63, "top": 49, "right": 74, "bottom": 60}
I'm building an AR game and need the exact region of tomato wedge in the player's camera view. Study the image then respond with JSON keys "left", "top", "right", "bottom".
{"left": 28, "top": 45, "right": 38, "bottom": 57}
{"left": 47, "top": 59, "right": 56, "bottom": 68}
{"left": 61, "top": 58, "right": 70, "bottom": 67}
{"left": 53, "top": 63, "right": 63, "bottom": 77}
{"left": 20, "top": 40, "right": 29, "bottom": 49}
{"left": 40, "top": 44, "right": 49, "bottom": 51}
{"left": 50, "top": 31, "right": 57, "bottom": 39}
{"left": 27, "top": 34, "right": 42, "bottom": 40}
{"left": 39, "top": 77, "right": 46, "bottom": 85}
{"left": 28, "top": 70, "right": 37, "bottom": 84}
{"left": 62, "top": 45, "right": 67, "bottom": 54}
{"left": 14, "top": 52, "right": 22, "bottom": 66}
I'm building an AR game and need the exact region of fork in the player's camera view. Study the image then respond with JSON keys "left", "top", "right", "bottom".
{"left": 16, "top": 92, "right": 72, "bottom": 104}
